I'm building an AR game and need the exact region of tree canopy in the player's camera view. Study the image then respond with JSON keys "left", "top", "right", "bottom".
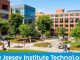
{"left": 9, "top": 13, "right": 23, "bottom": 36}
{"left": 36, "top": 15, "right": 52, "bottom": 36}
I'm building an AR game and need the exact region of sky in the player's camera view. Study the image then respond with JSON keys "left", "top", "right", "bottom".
{"left": 10, "top": 0, "right": 80, "bottom": 13}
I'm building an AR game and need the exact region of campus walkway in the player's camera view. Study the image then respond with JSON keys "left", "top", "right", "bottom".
{"left": 0, "top": 39, "right": 79, "bottom": 52}
{"left": 0, "top": 39, "right": 64, "bottom": 52}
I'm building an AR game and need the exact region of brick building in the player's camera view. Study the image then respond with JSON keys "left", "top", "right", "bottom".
{"left": 0, "top": 0, "right": 10, "bottom": 19}
{"left": 36, "top": 9, "right": 80, "bottom": 37}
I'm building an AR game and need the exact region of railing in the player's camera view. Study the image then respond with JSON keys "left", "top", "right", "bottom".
{"left": 0, "top": 10, "right": 9, "bottom": 14}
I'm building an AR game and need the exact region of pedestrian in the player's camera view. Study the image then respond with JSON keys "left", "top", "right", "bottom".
{"left": 63, "top": 44, "right": 68, "bottom": 52}
{"left": 2, "top": 44, "right": 7, "bottom": 51}
{"left": 67, "top": 43, "right": 71, "bottom": 52}
{"left": 7, "top": 41, "right": 10, "bottom": 48}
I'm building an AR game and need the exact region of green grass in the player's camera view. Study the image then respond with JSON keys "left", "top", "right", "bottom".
{"left": 70, "top": 40, "right": 80, "bottom": 51}
{"left": 0, "top": 49, "right": 45, "bottom": 52}
{"left": 34, "top": 42, "right": 50, "bottom": 47}
{"left": 71, "top": 40, "right": 80, "bottom": 46}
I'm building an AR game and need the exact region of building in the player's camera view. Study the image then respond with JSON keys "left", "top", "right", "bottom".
{"left": 11, "top": 4, "right": 35, "bottom": 24}
{"left": 0, "top": 0, "right": 10, "bottom": 19}
{"left": 36, "top": 9, "right": 80, "bottom": 37}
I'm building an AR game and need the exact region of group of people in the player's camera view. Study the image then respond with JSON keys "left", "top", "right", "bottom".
{"left": 2, "top": 41, "right": 10, "bottom": 51}
{"left": 58, "top": 43, "right": 71, "bottom": 52}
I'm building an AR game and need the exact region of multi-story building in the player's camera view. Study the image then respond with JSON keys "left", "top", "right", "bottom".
{"left": 11, "top": 4, "right": 35, "bottom": 24}
{"left": 0, "top": 0, "right": 10, "bottom": 19}
{"left": 36, "top": 9, "right": 80, "bottom": 37}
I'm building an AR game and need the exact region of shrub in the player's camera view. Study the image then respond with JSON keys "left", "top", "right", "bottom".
{"left": 63, "top": 41, "right": 71, "bottom": 44}
{"left": 5, "top": 36, "right": 14, "bottom": 40}
{"left": 34, "top": 42, "right": 51, "bottom": 47}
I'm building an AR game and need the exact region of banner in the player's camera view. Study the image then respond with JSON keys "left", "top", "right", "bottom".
{"left": 0, "top": 52, "right": 80, "bottom": 60}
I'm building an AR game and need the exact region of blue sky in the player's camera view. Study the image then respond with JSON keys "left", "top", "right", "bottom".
{"left": 10, "top": 0, "right": 80, "bottom": 13}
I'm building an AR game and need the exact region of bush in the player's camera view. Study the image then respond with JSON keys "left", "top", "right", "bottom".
{"left": 5, "top": 36, "right": 14, "bottom": 40}
{"left": 9, "top": 38, "right": 30, "bottom": 43}
{"left": 34, "top": 42, "right": 51, "bottom": 47}
{"left": 63, "top": 41, "right": 71, "bottom": 44}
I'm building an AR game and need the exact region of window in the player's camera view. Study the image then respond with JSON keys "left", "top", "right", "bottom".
{"left": 55, "top": 14, "right": 59, "bottom": 17}
{"left": 75, "top": 18, "right": 79, "bottom": 22}
{"left": 2, "top": 13, "right": 8, "bottom": 19}
{"left": 60, "top": 25, "right": 63, "bottom": 27}
{"left": 60, "top": 14, "right": 63, "bottom": 17}
{"left": 65, "top": 14, "right": 68, "bottom": 16}
{"left": 55, "top": 19, "right": 58, "bottom": 23}
{"left": 51, "top": 14, "right": 54, "bottom": 17}
{"left": 60, "top": 18, "right": 63, "bottom": 23}
{"left": 65, "top": 25, "right": 68, "bottom": 27}
{"left": 70, "top": 24, "right": 74, "bottom": 27}
{"left": 65, "top": 29, "right": 68, "bottom": 32}
{"left": 76, "top": 13, "right": 79, "bottom": 16}
{"left": 52, "top": 20, "right": 54, "bottom": 23}
{"left": 55, "top": 25, "right": 58, "bottom": 27}
{"left": 70, "top": 13, "right": 74, "bottom": 16}
{"left": 70, "top": 18, "right": 74, "bottom": 23}
{"left": 65, "top": 18, "right": 68, "bottom": 23}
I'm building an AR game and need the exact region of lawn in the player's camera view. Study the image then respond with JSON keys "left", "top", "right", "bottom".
{"left": 0, "top": 49, "right": 45, "bottom": 52}
{"left": 70, "top": 40, "right": 80, "bottom": 51}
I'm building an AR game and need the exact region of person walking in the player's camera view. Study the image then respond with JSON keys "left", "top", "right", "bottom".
{"left": 63, "top": 44, "right": 68, "bottom": 52}
{"left": 7, "top": 41, "right": 10, "bottom": 48}
{"left": 67, "top": 43, "right": 71, "bottom": 52}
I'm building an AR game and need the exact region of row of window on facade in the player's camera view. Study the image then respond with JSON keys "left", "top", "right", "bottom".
{"left": 54, "top": 24, "right": 75, "bottom": 28}
{"left": 52, "top": 18, "right": 79, "bottom": 23}
{"left": 50, "top": 13, "right": 80, "bottom": 17}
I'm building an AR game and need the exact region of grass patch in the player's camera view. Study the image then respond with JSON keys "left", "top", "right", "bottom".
{"left": 70, "top": 40, "right": 80, "bottom": 51}
{"left": 34, "top": 42, "right": 51, "bottom": 47}
{"left": 0, "top": 49, "right": 45, "bottom": 52}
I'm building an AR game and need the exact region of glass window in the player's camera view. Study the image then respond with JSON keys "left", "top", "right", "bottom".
{"left": 76, "top": 13, "right": 79, "bottom": 16}
{"left": 65, "top": 18, "right": 68, "bottom": 23}
{"left": 70, "top": 13, "right": 74, "bottom": 16}
{"left": 52, "top": 20, "right": 54, "bottom": 23}
{"left": 75, "top": 18, "right": 79, "bottom": 22}
{"left": 65, "top": 25, "right": 68, "bottom": 27}
{"left": 55, "top": 19, "right": 58, "bottom": 23}
{"left": 65, "top": 14, "right": 68, "bottom": 16}
{"left": 51, "top": 14, "right": 54, "bottom": 17}
{"left": 60, "top": 14, "right": 63, "bottom": 17}
{"left": 70, "top": 18, "right": 74, "bottom": 23}
{"left": 70, "top": 24, "right": 74, "bottom": 27}
{"left": 60, "top": 18, "right": 63, "bottom": 23}
{"left": 55, "top": 14, "right": 59, "bottom": 17}
{"left": 55, "top": 25, "right": 58, "bottom": 27}
{"left": 60, "top": 25, "right": 63, "bottom": 27}
{"left": 65, "top": 29, "right": 68, "bottom": 32}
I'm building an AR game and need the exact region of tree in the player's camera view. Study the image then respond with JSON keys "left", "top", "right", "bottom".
{"left": 36, "top": 15, "right": 52, "bottom": 38}
{"left": 55, "top": 27, "right": 60, "bottom": 38}
{"left": 71, "top": 26, "right": 80, "bottom": 40}
{"left": 71, "top": 20, "right": 80, "bottom": 41}
{"left": 59, "top": 27, "right": 66, "bottom": 40}
{"left": 19, "top": 24, "right": 30, "bottom": 38}
{"left": 9, "top": 13, "right": 23, "bottom": 37}
{"left": 0, "top": 19, "right": 9, "bottom": 35}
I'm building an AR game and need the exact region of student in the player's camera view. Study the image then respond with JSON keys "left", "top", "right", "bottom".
{"left": 67, "top": 43, "right": 71, "bottom": 52}
{"left": 63, "top": 44, "right": 68, "bottom": 52}
{"left": 7, "top": 41, "right": 10, "bottom": 48}
{"left": 2, "top": 44, "right": 7, "bottom": 51}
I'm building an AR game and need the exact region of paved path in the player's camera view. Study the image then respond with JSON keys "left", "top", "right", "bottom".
{"left": 0, "top": 39, "right": 64, "bottom": 52}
